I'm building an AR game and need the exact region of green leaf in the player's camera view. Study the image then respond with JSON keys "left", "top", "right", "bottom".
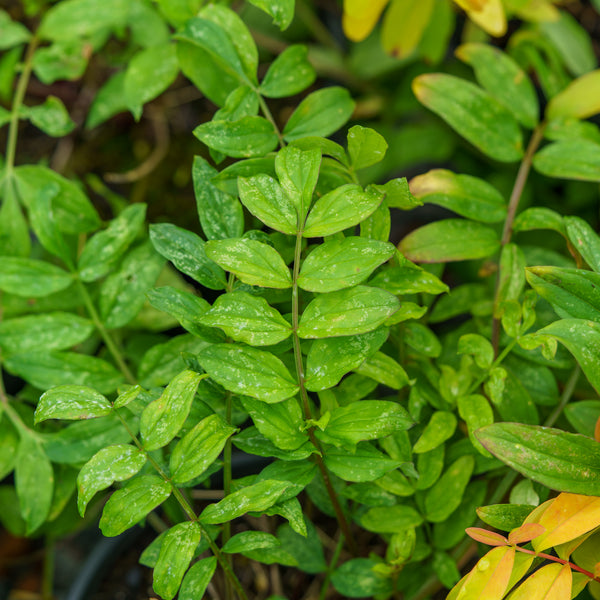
{"left": 0, "top": 189, "right": 30, "bottom": 258}
{"left": 99, "top": 242, "right": 165, "bottom": 329}
{"left": 354, "top": 351, "right": 411, "bottom": 390}
{"left": 233, "top": 427, "right": 315, "bottom": 461}
{"left": 370, "top": 264, "right": 448, "bottom": 296}
{"left": 361, "top": 505, "right": 423, "bottom": 533}
{"left": 76, "top": 444, "right": 146, "bottom": 516}
{"left": 205, "top": 238, "right": 291, "bottom": 288}
{"left": 330, "top": 558, "right": 393, "bottom": 598}
{"left": 241, "top": 397, "right": 307, "bottom": 451}
{"left": 526, "top": 267, "right": 600, "bottom": 321}
{"left": 413, "top": 411, "right": 457, "bottom": 454}
{"left": 305, "top": 328, "right": 388, "bottom": 391}
{"left": 154, "top": 522, "right": 201, "bottom": 600}
{"left": 379, "top": 177, "right": 421, "bottom": 210}
{"left": 223, "top": 530, "right": 280, "bottom": 554}
{"left": 282, "top": 87, "right": 355, "bottom": 142}
{"left": 496, "top": 243, "right": 526, "bottom": 311}
{"left": 319, "top": 400, "right": 413, "bottom": 447}
{"left": 565, "top": 216, "right": 600, "bottom": 273}
{"left": 24, "top": 96, "right": 75, "bottom": 137}
{"left": 399, "top": 219, "right": 500, "bottom": 263}
{"left": 424, "top": 455, "right": 474, "bottom": 522}
{"left": 429, "top": 283, "right": 487, "bottom": 323}
{"left": 0, "top": 10, "right": 31, "bottom": 48}
{"left": 35, "top": 385, "right": 112, "bottom": 424}
{"left": 99, "top": 474, "right": 171, "bottom": 537}
{"left": 193, "top": 116, "right": 278, "bottom": 158}
{"left": 0, "top": 257, "right": 73, "bottom": 297}
{"left": 193, "top": 156, "right": 243, "bottom": 240}
{"left": 200, "top": 291, "right": 291, "bottom": 346}
{"left": 457, "top": 394, "right": 494, "bottom": 457}
{"left": 347, "top": 125, "right": 388, "bottom": 170}
{"left": 403, "top": 322, "right": 441, "bottom": 358}
{"left": 247, "top": 0, "right": 294, "bottom": 29}
{"left": 298, "top": 285, "right": 400, "bottom": 338}
{"left": 179, "top": 557, "right": 217, "bottom": 600}
{"left": 412, "top": 74, "right": 524, "bottom": 162}
{"left": 15, "top": 165, "right": 100, "bottom": 234}
{"left": 477, "top": 504, "right": 537, "bottom": 532}
{"left": 303, "top": 184, "right": 383, "bottom": 237}
{"left": 199, "top": 344, "right": 299, "bottom": 403}
{"left": 15, "top": 432, "right": 54, "bottom": 534}
{"left": 533, "top": 139, "right": 600, "bottom": 182}
{"left": 324, "top": 443, "right": 401, "bottom": 482}
{"left": 86, "top": 71, "right": 128, "bottom": 129}
{"left": 565, "top": 400, "right": 600, "bottom": 437}
{"left": 0, "top": 312, "right": 92, "bottom": 355}
{"left": 476, "top": 423, "right": 600, "bottom": 494}
{"left": 124, "top": 43, "right": 179, "bottom": 120}
{"left": 298, "top": 237, "right": 395, "bottom": 293}
{"left": 4, "top": 351, "right": 123, "bottom": 394}
{"left": 513, "top": 207, "right": 566, "bottom": 236}
{"left": 200, "top": 479, "right": 291, "bottom": 524}
{"left": 458, "top": 334, "right": 494, "bottom": 370}
{"left": 78, "top": 204, "right": 146, "bottom": 282}
{"left": 0, "top": 416, "right": 18, "bottom": 481}
{"left": 170, "top": 414, "right": 236, "bottom": 484}
{"left": 537, "top": 319, "right": 600, "bottom": 394}
{"left": 260, "top": 45, "right": 315, "bottom": 97}
{"left": 456, "top": 43, "right": 539, "bottom": 128}
{"left": 38, "top": 0, "right": 128, "bottom": 40}
{"left": 409, "top": 169, "right": 506, "bottom": 223}
{"left": 140, "top": 370, "right": 204, "bottom": 451}
{"left": 547, "top": 70, "right": 600, "bottom": 121}
{"left": 278, "top": 520, "right": 327, "bottom": 574}
{"left": 149, "top": 223, "right": 226, "bottom": 290}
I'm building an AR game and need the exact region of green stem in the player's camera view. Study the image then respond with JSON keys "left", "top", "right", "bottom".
{"left": 223, "top": 393, "right": 234, "bottom": 600}
{"left": 465, "top": 337, "right": 518, "bottom": 397}
{"left": 491, "top": 123, "right": 547, "bottom": 355}
{"left": 5, "top": 36, "right": 38, "bottom": 176}
{"left": 257, "top": 93, "right": 285, "bottom": 148}
{"left": 74, "top": 278, "right": 136, "bottom": 384}
{"left": 319, "top": 534, "right": 345, "bottom": 600}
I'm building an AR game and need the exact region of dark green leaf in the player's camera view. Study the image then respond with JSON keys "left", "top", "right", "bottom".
{"left": 370, "top": 264, "right": 448, "bottom": 296}
{"left": 324, "top": 443, "right": 401, "bottom": 482}
{"left": 35, "top": 385, "right": 112, "bottom": 424}
{"left": 361, "top": 505, "right": 423, "bottom": 533}
{"left": 260, "top": 45, "right": 315, "bottom": 97}
{"left": 278, "top": 520, "right": 327, "bottom": 574}
{"left": 179, "top": 557, "right": 217, "bottom": 600}
{"left": 476, "top": 504, "right": 535, "bottom": 532}
{"left": 412, "top": 73, "right": 524, "bottom": 162}
{"left": 99, "top": 474, "right": 171, "bottom": 536}
{"left": 533, "top": 140, "right": 600, "bottom": 182}
{"left": 565, "top": 400, "right": 600, "bottom": 437}
{"left": 233, "top": 426, "right": 315, "bottom": 460}
{"left": 331, "top": 558, "right": 393, "bottom": 598}
{"left": 222, "top": 530, "right": 280, "bottom": 554}
{"left": 0, "top": 416, "right": 18, "bottom": 480}
{"left": 86, "top": 72, "right": 128, "bottom": 129}
{"left": 0, "top": 258, "right": 72, "bottom": 297}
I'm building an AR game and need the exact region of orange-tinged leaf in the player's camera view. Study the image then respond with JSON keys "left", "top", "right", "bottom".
{"left": 453, "top": 0, "right": 506, "bottom": 36}
{"left": 342, "top": 0, "right": 389, "bottom": 42}
{"left": 533, "top": 493, "right": 600, "bottom": 552}
{"left": 507, "top": 563, "right": 571, "bottom": 600}
{"left": 524, "top": 499, "right": 553, "bottom": 525}
{"left": 546, "top": 70, "right": 600, "bottom": 121}
{"left": 595, "top": 415, "right": 600, "bottom": 443}
{"left": 466, "top": 527, "right": 509, "bottom": 546}
{"left": 457, "top": 546, "right": 515, "bottom": 600}
{"left": 381, "top": 0, "right": 434, "bottom": 58}
{"left": 508, "top": 523, "right": 546, "bottom": 546}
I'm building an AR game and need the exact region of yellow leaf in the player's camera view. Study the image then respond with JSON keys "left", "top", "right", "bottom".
{"left": 533, "top": 493, "right": 600, "bottom": 553}
{"left": 381, "top": 0, "right": 434, "bottom": 57}
{"left": 507, "top": 564, "right": 572, "bottom": 600}
{"left": 546, "top": 70, "right": 600, "bottom": 121}
{"left": 453, "top": 0, "right": 507, "bottom": 36}
{"left": 342, "top": 0, "right": 390, "bottom": 42}
{"left": 524, "top": 498, "right": 554, "bottom": 525}
{"left": 554, "top": 528, "right": 598, "bottom": 560}
{"left": 455, "top": 546, "right": 515, "bottom": 600}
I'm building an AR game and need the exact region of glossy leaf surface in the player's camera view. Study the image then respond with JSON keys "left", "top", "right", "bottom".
{"left": 35, "top": 385, "right": 112, "bottom": 423}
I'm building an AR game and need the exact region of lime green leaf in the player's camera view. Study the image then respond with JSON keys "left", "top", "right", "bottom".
{"left": 149, "top": 223, "right": 226, "bottom": 290}
{"left": 533, "top": 139, "right": 600, "bottom": 182}
{"left": 193, "top": 156, "right": 244, "bottom": 240}
{"left": 330, "top": 558, "right": 393, "bottom": 598}
{"left": 457, "top": 394, "right": 494, "bottom": 457}
{"left": 476, "top": 423, "right": 600, "bottom": 494}
{"left": 324, "top": 443, "right": 401, "bottom": 482}
{"left": 0, "top": 257, "right": 73, "bottom": 297}
{"left": 354, "top": 351, "right": 411, "bottom": 389}
{"left": 513, "top": 207, "right": 566, "bottom": 236}
{"left": 124, "top": 43, "right": 179, "bottom": 120}
{"left": 403, "top": 322, "right": 441, "bottom": 358}
{"left": 205, "top": 238, "right": 291, "bottom": 288}
{"left": 260, "top": 45, "right": 315, "bottom": 97}
{"left": 24, "top": 96, "right": 75, "bottom": 137}
{"left": 0, "top": 312, "right": 92, "bottom": 355}
{"left": 200, "top": 291, "right": 291, "bottom": 346}
{"left": 76, "top": 444, "right": 146, "bottom": 516}
{"left": 361, "top": 505, "right": 423, "bottom": 533}
{"left": 413, "top": 411, "right": 457, "bottom": 454}
{"left": 347, "top": 125, "right": 388, "bottom": 170}
{"left": 35, "top": 385, "right": 111, "bottom": 424}
{"left": 15, "top": 432, "right": 54, "bottom": 534}
{"left": 0, "top": 10, "right": 31, "bottom": 48}
{"left": 170, "top": 414, "right": 237, "bottom": 484}
{"left": 179, "top": 557, "right": 217, "bottom": 600}
{"left": 198, "top": 344, "right": 299, "bottom": 403}
{"left": 379, "top": 177, "right": 421, "bottom": 210}
{"left": 547, "top": 70, "right": 600, "bottom": 120}
{"left": 424, "top": 455, "right": 474, "bottom": 522}
{"left": 200, "top": 480, "right": 291, "bottom": 524}
{"left": 303, "top": 184, "right": 384, "bottom": 237}
{"left": 399, "top": 219, "right": 500, "bottom": 263}
{"left": 458, "top": 334, "right": 494, "bottom": 369}
{"left": 78, "top": 204, "right": 146, "bottom": 282}
{"left": 223, "top": 531, "right": 280, "bottom": 554}
{"left": 412, "top": 73, "right": 523, "bottom": 162}
{"left": 298, "top": 237, "right": 394, "bottom": 293}
{"left": 154, "top": 522, "right": 201, "bottom": 600}
{"left": 409, "top": 169, "right": 506, "bottom": 223}
{"left": 140, "top": 370, "right": 204, "bottom": 451}
{"left": 456, "top": 43, "right": 539, "bottom": 128}
{"left": 508, "top": 563, "right": 571, "bottom": 600}
{"left": 305, "top": 328, "right": 388, "bottom": 391}
{"left": 194, "top": 116, "right": 279, "bottom": 158}
{"left": 370, "top": 264, "right": 448, "bottom": 295}
{"left": 247, "top": 0, "right": 294, "bottom": 29}
{"left": 282, "top": 87, "right": 355, "bottom": 142}
{"left": 565, "top": 216, "right": 600, "bottom": 273}
{"left": 99, "top": 474, "right": 171, "bottom": 537}
{"left": 298, "top": 285, "right": 399, "bottom": 338}
{"left": 0, "top": 416, "right": 18, "bottom": 481}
